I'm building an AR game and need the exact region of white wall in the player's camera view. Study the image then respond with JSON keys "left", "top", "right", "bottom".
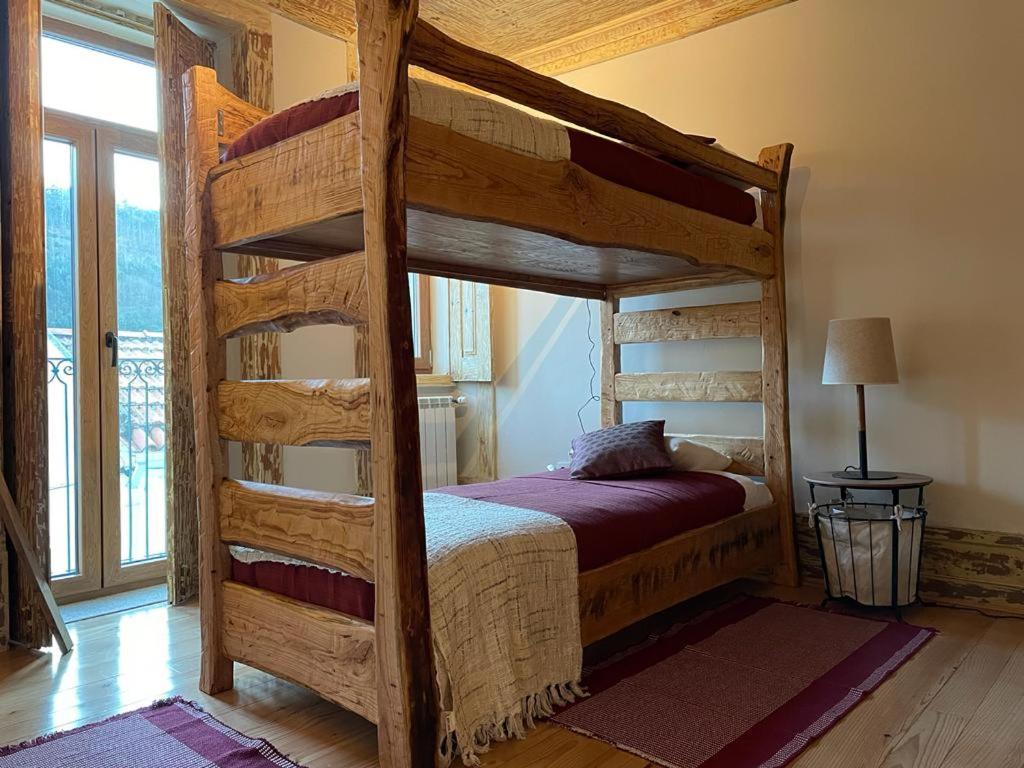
{"left": 495, "top": 0, "right": 1024, "bottom": 533}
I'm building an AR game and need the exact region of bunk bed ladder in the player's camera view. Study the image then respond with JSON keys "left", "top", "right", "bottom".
{"left": 182, "top": 45, "right": 438, "bottom": 765}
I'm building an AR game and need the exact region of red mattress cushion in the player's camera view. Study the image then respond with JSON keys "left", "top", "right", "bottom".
{"left": 224, "top": 90, "right": 757, "bottom": 225}
{"left": 230, "top": 470, "right": 746, "bottom": 621}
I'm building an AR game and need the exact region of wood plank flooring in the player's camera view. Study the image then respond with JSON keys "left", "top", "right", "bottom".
{"left": 1, "top": 583, "right": 1022, "bottom": 767}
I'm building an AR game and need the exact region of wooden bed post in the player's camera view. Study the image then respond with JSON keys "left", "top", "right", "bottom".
{"left": 183, "top": 67, "right": 235, "bottom": 694}
{"left": 600, "top": 297, "right": 621, "bottom": 428}
{"left": 758, "top": 143, "right": 799, "bottom": 587}
{"left": 356, "top": 1, "right": 438, "bottom": 765}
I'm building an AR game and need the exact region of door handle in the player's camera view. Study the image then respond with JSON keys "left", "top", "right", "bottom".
{"left": 105, "top": 331, "right": 118, "bottom": 368}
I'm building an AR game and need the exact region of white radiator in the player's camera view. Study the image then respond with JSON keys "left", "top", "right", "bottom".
{"left": 418, "top": 395, "right": 458, "bottom": 489}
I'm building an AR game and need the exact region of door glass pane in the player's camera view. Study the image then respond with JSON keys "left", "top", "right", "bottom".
{"left": 44, "top": 138, "right": 80, "bottom": 579}
{"left": 113, "top": 152, "right": 165, "bottom": 565}
{"left": 409, "top": 274, "right": 422, "bottom": 358}
{"left": 41, "top": 36, "right": 157, "bottom": 132}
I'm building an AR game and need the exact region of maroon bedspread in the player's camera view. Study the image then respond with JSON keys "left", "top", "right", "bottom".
{"left": 224, "top": 89, "right": 757, "bottom": 225}
{"left": 231, "top": 470, "right": 746, "bottom": 622}
{"left": 441, "top": 469, "right": 745, "bottom": 571}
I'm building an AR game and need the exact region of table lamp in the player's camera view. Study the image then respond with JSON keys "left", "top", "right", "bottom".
{"left": 822, "top": 317, "right": 899, "bottom": 480}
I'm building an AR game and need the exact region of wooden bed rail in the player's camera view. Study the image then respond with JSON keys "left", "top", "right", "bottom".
{"left": 222, "top": 581, "right": 378, "bottom": 723}
{"left": 213, "top": 252, "right": 369, "bottom": 338}
{"left": 219, "top": 480, "right": 375, "bottom": 581}
{"left": 408, "top": 19, "right": 778, "bottom": 192}
{"left": 216, "top": 378, "right": 371, "bottom": 446}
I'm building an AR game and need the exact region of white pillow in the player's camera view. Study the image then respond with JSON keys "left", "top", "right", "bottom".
{"left": 664, "top": 436, "right": 732, "bottom": 472}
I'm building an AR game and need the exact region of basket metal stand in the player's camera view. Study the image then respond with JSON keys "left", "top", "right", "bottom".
{"left": 810, "top": 499, "right": 927, "bottom": 618}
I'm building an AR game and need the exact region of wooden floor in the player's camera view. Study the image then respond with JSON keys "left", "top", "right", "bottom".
{"left": 2, "top": 583, "right": 1024, "bottom": 767}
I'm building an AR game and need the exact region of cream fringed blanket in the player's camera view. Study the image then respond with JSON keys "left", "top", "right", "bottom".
{"left": 422, "top": 492, "right": 585, "bottom": 766}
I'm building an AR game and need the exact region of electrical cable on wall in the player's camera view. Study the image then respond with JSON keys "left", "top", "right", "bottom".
{"left": 576, "top": 299, "right": 600, "bottom": 433}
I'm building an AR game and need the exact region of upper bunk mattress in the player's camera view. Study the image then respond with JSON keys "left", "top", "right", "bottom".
{"left": 229, "top": 469, "right": 771, "bottom": 622}
{"left": 224, "top": 79, "right": 758, "bottom": 226}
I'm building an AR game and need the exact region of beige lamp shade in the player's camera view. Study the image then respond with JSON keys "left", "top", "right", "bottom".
{"left": 822, "top": 317, "right": 899, "bottom": 385}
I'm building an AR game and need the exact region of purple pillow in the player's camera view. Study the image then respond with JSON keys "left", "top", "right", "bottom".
{"left": 569, "top": 420, "right": 673, "bottom": 480}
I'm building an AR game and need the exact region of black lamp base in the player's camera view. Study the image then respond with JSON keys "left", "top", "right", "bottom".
{"left": 832, "top": 469, "right": 899, "bottom": 481}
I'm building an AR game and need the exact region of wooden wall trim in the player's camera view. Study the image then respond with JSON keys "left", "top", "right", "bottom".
{"left": 42, "top": 17, "right": 155, "bottom": 63}
{"left": 155, "top": 4, "right": 215, "bottom": 605}
{"left": 796, "top": 520, "right": 1024, "bottom": 618}
{"left": 1, "top": 0, "right": 51, "bottom": 649}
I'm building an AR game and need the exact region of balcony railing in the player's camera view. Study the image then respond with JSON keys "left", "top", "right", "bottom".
{"left": 47, "top": 354, "right": 167, "bottom": 578}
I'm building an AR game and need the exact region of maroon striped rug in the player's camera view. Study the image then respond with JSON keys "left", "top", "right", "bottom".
{"left": 0, "top": 698, "right": 306, "bottom": 767}
{"left": 554, "top": 596, "right": 934, "bottom": 768}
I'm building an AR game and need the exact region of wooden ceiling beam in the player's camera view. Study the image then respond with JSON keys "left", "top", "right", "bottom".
{"left": 515, "top": 0, "right": 795, "bottom": 75}
{"left": 257, "top": 0, "right": 355, "bottom": 40}
{"left": 164, "top": 0, "right": 271, "bottom": 35}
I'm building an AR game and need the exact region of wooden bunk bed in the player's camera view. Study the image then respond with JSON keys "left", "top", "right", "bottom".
{"left": 181, "top": 1, "right": 797, "bottom": 764}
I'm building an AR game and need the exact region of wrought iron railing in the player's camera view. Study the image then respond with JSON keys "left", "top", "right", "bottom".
{"left": 47, "top": 356, "right": 78, "bottom": 578}
{"left": 47, "top": 355, "right": 168, "bottom": 577}
{"left": 118, "top": 357, "right": 167, "bottom": 564}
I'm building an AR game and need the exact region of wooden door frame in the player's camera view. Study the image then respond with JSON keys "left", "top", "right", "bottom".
{"left": 94, "top": 120, "right": 166, "bottom": 590}
{"left": 42, "top": 111, "right": 103, "bottom": 601}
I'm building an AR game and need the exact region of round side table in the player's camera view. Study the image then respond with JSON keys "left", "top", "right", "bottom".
{"left": 803, "top": 471, "right": 933, "bottom": 508}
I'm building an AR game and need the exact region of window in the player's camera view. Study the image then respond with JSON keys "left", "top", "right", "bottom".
{"left": 409, "top": 274, "right": 432, "bottom": 372}
{"left": 41, "top": 34, "right": 157, "bottom": 131}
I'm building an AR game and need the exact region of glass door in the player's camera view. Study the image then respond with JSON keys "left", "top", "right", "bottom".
{"left": 42, "top": 29, "right": 165, "bottom": 600}
{"left": 44, "top": 112, "right": 165, "bottom": 599}
{"left": 44, "top": 115, "right": 102, "bottom": 600}
{"left": 97, "top": 127, "right": 166, "bottom": 589}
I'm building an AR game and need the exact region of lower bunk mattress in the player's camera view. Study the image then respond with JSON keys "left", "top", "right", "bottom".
{"left": 229, "top": 468, "right": 772, "bottom": 622}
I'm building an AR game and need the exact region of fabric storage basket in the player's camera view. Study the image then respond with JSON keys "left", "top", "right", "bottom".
{"left": 811, "top": 501, "right": 926, "bottom": 608}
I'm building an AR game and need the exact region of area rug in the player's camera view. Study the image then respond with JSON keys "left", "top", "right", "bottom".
{"left": 554, "top": 596, "right": 934, "bottom": 768}
{"left": 0, "top": 698, "right": 306, "bottom": 767}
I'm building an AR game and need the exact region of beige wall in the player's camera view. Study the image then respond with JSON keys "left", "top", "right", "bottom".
{"left": 266, "top": 15, "right": 357, "bottom": 493}
{"left": 492, "top": 0, "right": 1024, "bottom": 532}
{"left": 265, "top": 1, "right": 1024, "bottom": 533}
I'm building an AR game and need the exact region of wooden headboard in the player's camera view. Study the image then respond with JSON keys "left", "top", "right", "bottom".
{"left": 599, "top": 143, "right": 796, "bottom": 586}
{"left": 600, "top": 298, "right": 768, "bottom": 472}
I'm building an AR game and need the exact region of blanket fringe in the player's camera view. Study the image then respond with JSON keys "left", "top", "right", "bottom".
{"left": 437, "top": 680, "right": 588, "bottom": 767}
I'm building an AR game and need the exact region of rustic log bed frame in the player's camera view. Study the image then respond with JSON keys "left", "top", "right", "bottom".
{"left": 182, "top": 1, "right": 797, "bottom": 764}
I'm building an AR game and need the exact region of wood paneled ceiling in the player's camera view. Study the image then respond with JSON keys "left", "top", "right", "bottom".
{"left": 420, "top": 0, "right": 792, "bottom": 74}
{"left": 47, "top": 0, "right": 792, "bottom": 75}
{"left": 259, "top": 0, "right": 793, "bottom": 74}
